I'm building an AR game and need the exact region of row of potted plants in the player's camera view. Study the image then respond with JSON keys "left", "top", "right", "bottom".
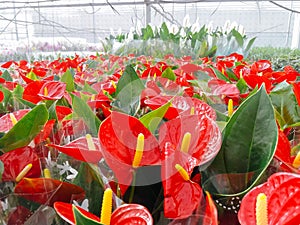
{"left": 0, "top": 52, "right": 300, "bottom": 224}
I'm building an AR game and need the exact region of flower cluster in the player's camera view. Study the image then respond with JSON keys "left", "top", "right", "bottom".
{"left": 0, "top": 52, "right": 300, "bottom": 225}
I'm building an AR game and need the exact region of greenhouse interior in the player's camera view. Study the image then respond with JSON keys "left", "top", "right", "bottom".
{"left": 1, "top": 0, "right": 300, "bottom": 225}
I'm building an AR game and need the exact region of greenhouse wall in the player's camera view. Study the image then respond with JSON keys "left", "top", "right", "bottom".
{"left": 0, "top": 1, "right": 300, "bottom": 50}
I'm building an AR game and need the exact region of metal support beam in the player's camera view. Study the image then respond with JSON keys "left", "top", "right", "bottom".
{"left": 145, "top": 0, "right": 151, "bottom": 25}
{"left": 291, "top": 13, "right": 300, "bottom": 49}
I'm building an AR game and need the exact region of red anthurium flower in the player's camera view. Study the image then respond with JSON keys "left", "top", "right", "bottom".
{"left": 159, "top": 115, "right": 221, "bottom": 164}
{"left": 51, "top": 119, "right": 87, "bottom": 145}
{"left": 32, "top": 67, "right": 48, "bottom": 77}
{"left": 111, "top": 203, "right": 153, "bottom": 225}
{"left": 145, "top": 95, "right": 216, "bottom": 121}
{"left": 92, "top": 80, "right": 117, "bottom": 95}
{"left": 208, "top": 78, "right": 241, "bottom": 105}
{"left": 0, "top": 146, "right": 41, "bottom": 182}
{"left": 1, "top": 60, "right": 14, "bottom": 69}
{"left": 274, "top": 128, "right": 293, "bottom": 168}
{"left": 14, "top": 178, "right": 85, "bottom": 206}
{"left": 54, "top": 202, "right": 153, "bottom": 225}
{"left": 0, "top": 90, "right": 4, "bottom": 102}
{"left": 243, "top": 74, "right": 273, "bottom": 93}
{"left": 99, "top": 111, "right": 161, "bottom": 195}
{"left": 87, "top": 92, "right": 111, "bottom": 109}
{"left": 250, "top": 60, "right": 273, "bottom": 74}
{"left": 7, "top": 206, "right": 33, "bottom": 225}
{"left": 34, "top": 119, "right": 56, "bottom": 144}
{"left": 47, "top": 135, "right": 102, "bottom": 163}
{"left": 55, "top": 105, "right": 73, "bottom": 121}
{"left": 161, "top": 142, "right": 202, "bottom": 219}
{"left": 271, "top": 65, "right": 298, "bottom": 84}
{"left": 23, "top": 80, "right": 46, "bottom": 104}
{"left": 293, "top": 82, "right": 300, "bottom": 107}
{"left": 0, "top": 109, "right": 30, "bottom": 132}
{"left": 141, "top": 65, "right": 162, "bottom": 78}
{"left": 38, "top": 81, "right": 67, "bottom": 100}
{"left": 180, "top": 63, "right": 201, "bottom": 74}
{"left": 54, "top": 202, "right": 100, "bottom": 224}
{"left": 238, "top": 172, "right": 300, "bottom": 225}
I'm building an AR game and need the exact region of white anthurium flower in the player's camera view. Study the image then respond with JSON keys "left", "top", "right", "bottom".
{"left": 238, "top": 25, "right": 245, "bottom": 36}
{"left": 230, "top": 21, "right": 238, "bottom": 31}
{"left": 117, "top": 28, "right": 122, "bottom": 35}
{"left": 207, "top": 21, "right": 214, "bottom": 34}
{"left": 136, "top": 22, "right": 143, "bottom": 36}
{"left": 110, "top": 28, "right": 115, "bottom": 36}
{"left": 73, "top": 199, "right": 89, "bottom": 211}
{"left": 223, "top": 20, "right": 231, "bottom": 33}
{"left": 183, "top": 15, "right": 191, "bottom": 28}
{"left": 170, "top": 24, "right": 179, "bottom": 35}
{"left": 127, "top": 27, "right": 135, "bottom": 42}
{"left": 180, "top": 28, "right": 186, "bottom": 39}
{"left": 191, "top": 20, "right": 200, "bottom": 33}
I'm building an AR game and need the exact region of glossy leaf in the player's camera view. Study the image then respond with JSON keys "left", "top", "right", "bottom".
{"left": 0, "top": 160, "right": 3, "bottom": 181}
{"left": 73, "top": 205, "right": 103, "bottom": 225}
{"left": 202, "top": 86, "right": 278, "bottom": 197}
{"left": 161, "top": 67, "right": 176, "bottom": 81}
{"left": 139, "top": 101, "right": 171, "bottom": 133}
{"left": 61, "top": 69, "right": 75, "bottom": 92}
{"left": 14, "top": 178, "right": 85, "bottom": 206}
{"left": 0, "top": 104, "right": 49, "bottom": 153}
{"left": 71, "top": 94, "right": 101, "bottom": 136}
{"left": 112, "top": 65, "right": 145, "bottom": 116}
{"left": 238, "top": 172, "right": 300, "bottom": 225}
{"left": 270, "top": 81, "right": 300, "bottom": 129}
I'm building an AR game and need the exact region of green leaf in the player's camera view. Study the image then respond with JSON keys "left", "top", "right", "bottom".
{"left": 269, "top": 81, "right": 300, "bottom": 129}
{"left": 48, "top": 101, "right": 58, "bottom": 121}
{"left": 0, "top": 104, "right": 49, "bottom": 153}
{"left": 161, "top": 67, "right": 176, "bottom": 81}
{"left": 231, "top": 29, "right": 244, "bottom": 47}
{"left": 83, "top": 82, "right": 98, "bottom": 94}
{"left": 0, "top": 86, "right": 12, "bottom": 109}
{"left": 236, "top": 78, "right": 248, "bottom": 94}
{"left": 26, "top": 70, "right": 38, "bottom": 81}
{"left": 112, "top": 65, "right": 145, "bottom": 116}
{"left": 139, "top": 101, "right": 171, "bottom": 133}
{"left": 245, "top": 37, "right": 256, "bottom": 54}
{"left": 226, "top": 69, "right": 238, "bottom": 81}
{"left": 160, "top": 22, "right": 170, "bottom": 41}
{"left": 202, "top": 86, "right": 278, "bottom": 198}
{"left": 1, "top": 70, "right": 12, "bottom": 81}
{"left": 73, "top": 163, "right": 104, "bottom": 217}
{"left": 71, "top": 94, "right": 101, "bottom": 136}
{"left": 61, "top": 69, "right": 75, "bottom": 92}
{"left": 210, "top": 67, "right": 230, "bottom": 82}
{"left": 0, "top": 160, "right": 4, "bottom": 181}
{"left": 73, "top": 205, "right": 103, "bottom": 225}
